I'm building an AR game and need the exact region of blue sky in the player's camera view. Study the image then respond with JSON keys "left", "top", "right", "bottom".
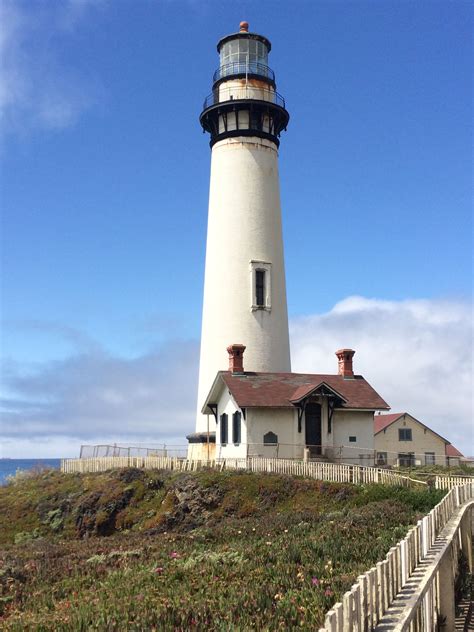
{"left": 1, "top": 0, "right": 472, "bottom": 457}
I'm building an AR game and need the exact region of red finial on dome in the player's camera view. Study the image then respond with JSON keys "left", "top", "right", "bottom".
{"left": 239, "top": 21, "right": 249, "bottom": 32}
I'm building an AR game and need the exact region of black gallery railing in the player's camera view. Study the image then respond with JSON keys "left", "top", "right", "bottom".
{"left": 202, "top": 86, "right": 286, "bottom": 111}
{"left": 213, "top": 61, "right": 275, "bottom": 83}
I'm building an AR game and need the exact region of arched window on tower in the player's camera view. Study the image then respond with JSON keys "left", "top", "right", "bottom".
{"left": 250, "top": 261, "right": 272, "bottom": 310}
{"left": 255, "top": 270, "right": 265, "bottom": 307}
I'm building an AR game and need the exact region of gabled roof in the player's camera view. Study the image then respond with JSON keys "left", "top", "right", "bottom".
{"left": 203, "top": 371, "right": 389, "bottom": 413}
{"left": 374, "top": 412, "right": 404, "bottom": 434}
{"left": 446, "top": 444, "right": 464, "bottom": 458}
{"left": 374, "top": 412, "right": 451, "bottom": 445}
{"left": 289, "top": 381, "right": 348, "bottom": 405}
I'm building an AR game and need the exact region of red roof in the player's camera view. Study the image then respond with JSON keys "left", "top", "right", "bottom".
{"left": 374, "top": 412, "right": 404, "bottom": 434}
{"left": 446, "top": 444, "right": 464, "bottom": 457}
{"left": 217, "top": 371, "right": 390, "bottom": 410}
{"left": 374, "top": 412, "right": 455, "bottom": 446}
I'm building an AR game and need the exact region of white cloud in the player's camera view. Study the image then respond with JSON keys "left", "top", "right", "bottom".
{"left": 1, "top": 340, "right": 199, "bottom": 447}
{"left": 1, "top": 297, "right": 472, "bottom": 458}
{"left": 0, "top": 0, "right": 103, "bottom": 136}
{"left": 290, "top": 296, "right": 473, "bottom": 455}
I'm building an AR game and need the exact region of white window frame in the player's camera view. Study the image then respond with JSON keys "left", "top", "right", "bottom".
{"left": 399, "top": 428, "right": 412, "bottom": 441}
{"left": 425, "top": 452, "right": 436, "bottom": 465}
{"left": 250, "top": 260, "right": 272, "bottom": 311}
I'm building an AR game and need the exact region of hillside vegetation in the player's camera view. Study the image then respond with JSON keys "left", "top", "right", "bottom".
{"left": 0, "top": 467, "right": 445, "bottom": 631}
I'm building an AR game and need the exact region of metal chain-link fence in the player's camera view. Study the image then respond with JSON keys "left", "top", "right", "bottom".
{"left": 79, "top": 444, "right": 188, "bottom": 458}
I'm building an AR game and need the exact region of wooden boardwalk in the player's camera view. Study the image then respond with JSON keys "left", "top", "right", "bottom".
{"left": 455, "top": 589, "right": 473, "bottom": 631}
{"left": 372, "top": 500, "right": 473, "bottom": 631}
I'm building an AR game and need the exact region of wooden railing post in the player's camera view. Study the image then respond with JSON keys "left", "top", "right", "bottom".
{"left": 437, "top": 544, "right": 456, "bottom": 630}
{"left": 460, "top": 507, "right": 473, "bottom": 572}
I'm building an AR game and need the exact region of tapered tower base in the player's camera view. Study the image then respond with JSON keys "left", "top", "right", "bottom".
{"left": 195, "top": 135, "right": 291, "bottom": 432}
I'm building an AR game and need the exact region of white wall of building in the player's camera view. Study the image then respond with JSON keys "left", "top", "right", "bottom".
{"left": 246, "top": 408, "right": 301, "bottom": 459}
{"left": 332, "top": 410, "right": 375, "bottom": 465}
{"left": 196, "top": 135, "right": 291, "bottom": 432}
{"left": 214, "top": 385, "right": 248, "bottom": 459}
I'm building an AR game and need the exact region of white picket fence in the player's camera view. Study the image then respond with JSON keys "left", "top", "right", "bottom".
{"left": 319, "top": 482, "right": 474, "bottom": 631}
{"left": 61, "top": 456, "right": 426, "bottom": 487}
{"left": 434, "top": 474, "right": 474, "bottom": 489}
{"left": 61, "top": 456, "right": 198, "bottom": 474}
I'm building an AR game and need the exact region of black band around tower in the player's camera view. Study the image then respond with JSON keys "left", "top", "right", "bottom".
{"left": 200, "top": 100, "right": 289, "bottom": 148}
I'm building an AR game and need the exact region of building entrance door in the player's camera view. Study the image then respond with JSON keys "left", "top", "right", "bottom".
{"left": 305, "top": 403, "right": 322, "bottom": 455}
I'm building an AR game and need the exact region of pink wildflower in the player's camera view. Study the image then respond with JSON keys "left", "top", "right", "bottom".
{"left": 325, "top": 588, "right": 334, "bottom": 597}
{"left": 311, "top": 577, "right": 320, "bottom": 586}
{"left": 154, "top": 567, "right": 164, "bottom": 574}
{"left": 169, "top": 551, "right": 179, "bottom": 559}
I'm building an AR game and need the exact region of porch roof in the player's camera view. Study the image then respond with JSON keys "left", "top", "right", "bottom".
{"left": 289, "top": 381, "right": 348, "bottom": 405}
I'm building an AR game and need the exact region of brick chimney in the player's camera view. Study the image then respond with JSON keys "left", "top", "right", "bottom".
{"left": 335, "top": 348, "right": 355, "bottom": 378}
{"left": 227, "top": 344, "right": 246, "bottom": 374}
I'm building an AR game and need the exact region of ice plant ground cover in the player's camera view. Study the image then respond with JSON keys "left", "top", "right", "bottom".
{"left": 0, "top": 468, "right": 445, "bottom": 631}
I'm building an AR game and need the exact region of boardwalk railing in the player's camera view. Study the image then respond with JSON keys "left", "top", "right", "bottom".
{"left": 319, "top": 482, "right": 474, "bottom": 631}
{"left": 378, "top": 496, "right": 473, "bottom": 631}
{"left": 61, "top": 456, "right": 426, "bottom": 487}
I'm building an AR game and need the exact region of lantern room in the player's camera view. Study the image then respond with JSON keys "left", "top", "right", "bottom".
{"left": 200, "top": 21, "right": 289, "bottom": 147}
{"left": 214, "top": 22, "right": 274, "bottom": 85}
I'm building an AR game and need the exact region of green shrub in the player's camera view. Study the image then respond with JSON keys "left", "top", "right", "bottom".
{"left": 13, "top": 529, "right": 40, "bottom": 545}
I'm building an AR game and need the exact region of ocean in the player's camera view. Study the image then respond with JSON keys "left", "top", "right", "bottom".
{"left": 0, "top": 458, "right": 61, "bottom": 485}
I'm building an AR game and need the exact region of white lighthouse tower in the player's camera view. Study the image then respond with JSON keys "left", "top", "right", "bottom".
{"left": 194, "top": 22, "right": 291, "bottom": 440}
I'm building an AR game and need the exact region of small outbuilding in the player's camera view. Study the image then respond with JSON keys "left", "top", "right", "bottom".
{"left": 190, "top": 345, "right": 389, "bottom": 463}
{"left": 374, "top": 412, "right": 464, "bottom": 467}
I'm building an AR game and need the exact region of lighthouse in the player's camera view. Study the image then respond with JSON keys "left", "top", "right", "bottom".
{"left": 194, "top": 22, "right": 291, "bottom": 441}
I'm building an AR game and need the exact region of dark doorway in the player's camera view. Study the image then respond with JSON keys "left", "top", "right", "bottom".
{"left": 305, "top": 403, "right": 322, "bottom": 455}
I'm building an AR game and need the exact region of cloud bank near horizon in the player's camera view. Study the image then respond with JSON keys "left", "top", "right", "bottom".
{"left": 1, "top": 296, "right": 472, "bottom": 458}
{"left": 1, "top": 338, "right": 199, "bottom": 457}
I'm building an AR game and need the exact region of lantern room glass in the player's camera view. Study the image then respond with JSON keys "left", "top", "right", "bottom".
{"left": 220, "top": 38, "right": 269, "bottom": 68}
